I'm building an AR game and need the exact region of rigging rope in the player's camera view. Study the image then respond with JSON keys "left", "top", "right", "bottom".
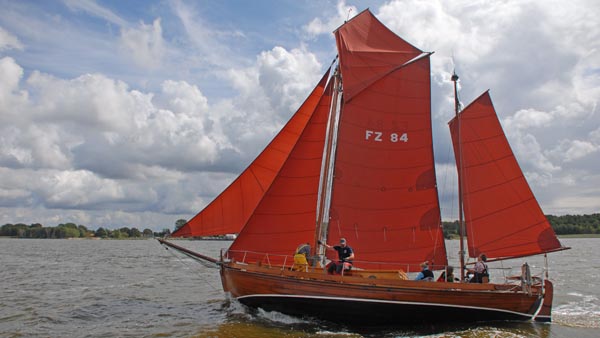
{"left": 162, "top": 243, "right": 220, "bottom": 292}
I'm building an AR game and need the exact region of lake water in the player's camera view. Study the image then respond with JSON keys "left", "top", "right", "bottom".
{"left": 1, "top": 238, "right": 598, "bottom": 337}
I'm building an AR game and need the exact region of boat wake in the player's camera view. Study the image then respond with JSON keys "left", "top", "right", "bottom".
{"left": 256, "top": 307, "right": 310, "bottom": 325}
{"left": 223, "top": 294, "right": 309, "bottom": 325}
{"left": 554, "top": 293, "right": 600, "bottom": 328}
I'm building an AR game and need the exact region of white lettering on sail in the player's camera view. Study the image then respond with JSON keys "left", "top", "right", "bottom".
{"left": 365, "top": 130, "right": 408, "bottom": 143}
{"left": 365, "top": 130, "right": 382, "bottom": 141}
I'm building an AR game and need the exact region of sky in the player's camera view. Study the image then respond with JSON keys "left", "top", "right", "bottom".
{"left": 0, "top": 0, "right": 598, "bottom": 231}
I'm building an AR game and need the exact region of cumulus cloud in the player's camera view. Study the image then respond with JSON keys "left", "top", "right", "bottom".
{"left": 0, "top": 36, "right": 322, "bottom": 229}
{"left": 257, "top": 46, "right": 322, "bottom": 115}
{"left": 548, "top": 139, "right": 599, "bottom": 163}
{"left": 0, "top": 57, "right": 27, "bottom": 114}
{"left": 504, "top": 108, "right": 554, "bottom": 130}
{"left": 219, "top": 45, "right": 323, "bottom": 158}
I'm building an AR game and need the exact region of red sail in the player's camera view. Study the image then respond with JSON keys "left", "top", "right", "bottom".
{"left": 334, "top": 9, "right": 422, "bottom": 103}
{"left": 227, "top": 79, "right": 333, "bottom": 262}
{"left": 329, "top": 10, "right": 447, "bottom": 272}
{"left": 172, "top": 70, "right": 330, "bottom": 237}
{"left": 449, "top": 92, "right": 563, "bottom": 260}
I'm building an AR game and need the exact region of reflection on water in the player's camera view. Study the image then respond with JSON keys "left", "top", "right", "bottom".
{"left": 0, "top": 238, "right": 598, "bottom": 337}
{"left": 196, "top": 308, "right": 558, "bottom": 338}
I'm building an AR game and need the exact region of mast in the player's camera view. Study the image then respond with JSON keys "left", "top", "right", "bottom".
{"left": 315, "top": 66, "right": 342, "bottom": 264}
{"left": 452, "top": 72, "right": 466, "bottom": 281}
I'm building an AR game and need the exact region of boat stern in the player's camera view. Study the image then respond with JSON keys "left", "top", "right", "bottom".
{"left": 534, "top": 280, "right": 554, "bottom": 322}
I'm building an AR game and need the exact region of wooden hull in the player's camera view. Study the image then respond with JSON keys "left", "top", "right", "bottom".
{"left": 220, "top": 262, "right": 553, "bottom": 326}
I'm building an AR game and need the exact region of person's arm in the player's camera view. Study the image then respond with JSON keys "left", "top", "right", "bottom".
{"left": 317, "top": 240, "right": 332, "bottom": 250}
{"left": 465, "top": 263, "right": 475, "bottom": 274}
{"left": 344, "top": 251, "right": 355, "bottom": 261}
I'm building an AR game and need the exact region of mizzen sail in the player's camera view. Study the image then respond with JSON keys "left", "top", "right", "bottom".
{"left": 449, "top": 91, "right": 563, "bottom": 260}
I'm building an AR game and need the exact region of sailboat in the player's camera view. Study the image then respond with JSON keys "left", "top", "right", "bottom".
{"left": 159, "top": 9, "right": 569, "bottom": 325}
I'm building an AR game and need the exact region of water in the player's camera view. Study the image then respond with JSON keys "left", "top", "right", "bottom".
{"left": 1, "top": 238, "right": 598, "bottom": 337}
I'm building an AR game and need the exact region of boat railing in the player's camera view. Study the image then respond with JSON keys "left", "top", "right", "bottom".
{"left": 492, "top": 262, "right": 548, "bottom": 294}
{"left": 225, "top": 249, "right": 420, "bottom": 274}
{"left": 225, "top": 249, "right": 296, "bottom": 270}
{"left": 222, "top": 250, "right": 544, "bottom": 292}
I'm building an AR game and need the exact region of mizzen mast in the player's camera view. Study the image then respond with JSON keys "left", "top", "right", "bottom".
{"left": 451, "top": 71, "right": 466, "bottom": 281}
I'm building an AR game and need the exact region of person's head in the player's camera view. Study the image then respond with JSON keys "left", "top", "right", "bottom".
{"left": 447, "top": 266, "right": 454, "bottom": 274}
{"left": 479, "top": 254, "right": 487, "bottom": 262}
{"left": 420, "top": 261, "right": 429, "bottom": 269}
{"left": 339, "top": 238, "right": 347, "bottom": 247}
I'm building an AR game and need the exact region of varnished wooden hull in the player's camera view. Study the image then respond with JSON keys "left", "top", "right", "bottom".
{"left": 220, "top": 263, "right": 553, "bottom": 325}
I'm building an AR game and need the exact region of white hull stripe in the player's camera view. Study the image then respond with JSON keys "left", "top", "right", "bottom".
{"left": 237, "top": 293, "right": 539, "bottom": 319}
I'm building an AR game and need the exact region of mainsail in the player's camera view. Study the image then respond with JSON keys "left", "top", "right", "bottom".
{"left": 327, "top": 11, "right": 447, "bottom": 271}
{"left": 449, "top": 92, "right": 563, "bottom": 260}
{"left": 172, "top": 70, "right": 331, "bottom": 238}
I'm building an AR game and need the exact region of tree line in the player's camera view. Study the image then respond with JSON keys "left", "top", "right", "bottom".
{"left": 442, "top": 213, "right": 600, "bottom": 239}
{"left": 0, "top": 222, "right": 171, "bottom": 239}
{"left": 2, "top": 213, "right": 598, "bottom": 240}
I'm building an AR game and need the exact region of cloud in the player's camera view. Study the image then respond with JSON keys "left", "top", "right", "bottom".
{"left": 119, "top": 19, "right": 166, "bottom": 69}
{"left": 218, "top": 45, "right": 323, "bottom": 159}
{"left": 304, "top": 1, "right": 358, "bottom": 37}
{"left": 1, "top": 0, "right": 599, "bottom": 229}
{"left": 504, "top": 108, "right": 554, "bottom": 130}
{"left": 257, "top": 46, "right": 322, "bottom": 115}
{"left": 549, "top": 139, "right": 599, "bottom": 163}
{"left": 0, "top": 26, "right": 23, "bottom": 51}
{"left": 171, "top": 1, "right": 239, "bottom": 69}
{"left": 0, "top": 57, "right": 28, "bottom": 118}
{"left": 63, "top": 0, "right": 128, "bottom": 27}
{"left": 0, "top": 35, "right": 322, "bottom": 229}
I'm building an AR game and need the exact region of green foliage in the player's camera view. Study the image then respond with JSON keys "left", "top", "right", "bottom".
{"left": 547, "top": 214, "right": 600, "bottom": 235}
{"left": 440, "top": 213, "right": 600, "bottom": 237}
{"left": 175, "top": 219, "right": 187, "bottom": 231}
{"left": 129, "top": 227, "right": 141, "bottom": 237}
{"left": 95, "top": 227, "right": 109, "bottom": 238}
{"left": 442, "top": 220, "right": 460, "bottom": 239}
{"left": 0, "top": 223, "right": 153, "bottom": 239}
{"left": 3, "top": 213, "right": 595, "bottom": 239}
{"left": 154, "top": 228, "right": 171, "bottom": 238}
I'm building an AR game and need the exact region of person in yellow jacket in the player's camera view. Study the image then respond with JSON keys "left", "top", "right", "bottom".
{"left": 292, "top": 242, "right": 311, "bottom": 271}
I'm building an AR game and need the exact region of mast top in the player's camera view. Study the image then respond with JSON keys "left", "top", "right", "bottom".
{"left": 451, "top": 72, "right": 459, "bottom": 82}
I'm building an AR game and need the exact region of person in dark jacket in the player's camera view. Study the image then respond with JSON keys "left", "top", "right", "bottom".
{"left": 415, "top": 261, "right": 434, "bottom": 281}
{"left": 320, "top": 238, "right": 354, "bottom": 274}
